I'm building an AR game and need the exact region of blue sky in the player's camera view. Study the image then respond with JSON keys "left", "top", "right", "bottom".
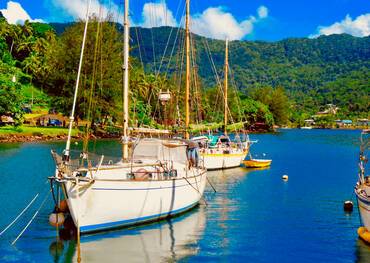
{"left": 1, "top": 0, "right": 369, "bottom": 41}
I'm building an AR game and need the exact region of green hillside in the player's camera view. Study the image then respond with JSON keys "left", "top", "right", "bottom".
{"left": 0, "top": 16, "right": 368, "bottom": 131}
{"left": 129, "top": 26, "right": 369, "bottom": 115}
{"left": 47, "top": 23, "right": 369, "bottom": 118}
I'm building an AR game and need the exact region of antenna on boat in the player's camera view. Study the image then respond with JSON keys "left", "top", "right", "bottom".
{"left": 64, "top": 0, "right": 92, "bottom": 161}
{"left": 185, "top": 0, "right": 190, "bottom": 139}
{"left": 224, "top": 38, "right": 229, "bottom": 136}
{"left": 122, "top": 0, "right": 130, "bottom": 161}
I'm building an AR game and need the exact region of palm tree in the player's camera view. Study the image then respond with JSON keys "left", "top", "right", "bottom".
{"left": 22, "top": 52, "right": 40, "bottom": 107}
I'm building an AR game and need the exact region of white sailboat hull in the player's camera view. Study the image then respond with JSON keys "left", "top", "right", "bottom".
{"left": 63, "top": 168, "right": 207, "bottom": 233}
{"left": 356, "top": 185, "right": 370, "bottom": 231}
{"left": 201, "top": 151, "right": 246, "bottom": 170}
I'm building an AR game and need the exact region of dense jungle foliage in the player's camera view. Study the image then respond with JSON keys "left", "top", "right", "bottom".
{"left": 1, "top": 15, "right": 368, "bottom": 130}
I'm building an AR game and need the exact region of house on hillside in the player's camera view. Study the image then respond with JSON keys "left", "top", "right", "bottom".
{"left": 357, "top": 119, "right": 369, "bottom": 127}
{"left": 0, "top": 115, "right": 15, "bottom": 126}
{"left": 336, "top": 119, "right": 353, "bottom": 128}
{"left": 316, "top": 104, "right": 339, "bottom": 116}
{"left": 26, "top": 114, "right": 67, "bottom": 127}
{"left": 304, "top": 119, "right": 315, "bottom": 127}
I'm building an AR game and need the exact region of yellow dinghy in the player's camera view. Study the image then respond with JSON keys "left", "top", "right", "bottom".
{"left": 243, "top": 159, "right": 272, "bottom": 168}
{"left": 358, "top": 227, "right": 370, "bottom": 243}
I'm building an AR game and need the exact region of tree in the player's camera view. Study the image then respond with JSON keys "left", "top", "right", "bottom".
{"left": 250, "top": 86, "right": 290, "bottom": 125}
{"left": 0, "top": 75, "right": 23, "bottom": 124}
{"left": 46, "top": 18, "right": 124, "bottom": 122}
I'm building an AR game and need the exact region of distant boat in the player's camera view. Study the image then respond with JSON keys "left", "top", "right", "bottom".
{"left": 355, "top": 129, "right": 370, "bottom": 242}
{"left": 300, "top": 126, "right": 313, "bottom": 130}
{"left": 193, "top": 134, "right": 251, "bottom": 170}
{"left": 192, "top": 39, "right": 251, "bottom": 170}
{"left": 243, "top": 159, "right": 272, "bottom": 168}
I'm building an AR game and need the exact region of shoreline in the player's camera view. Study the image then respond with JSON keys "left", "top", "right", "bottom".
{"left": 0, "top": 127, "right": 365, "bottom": 144}
{"left": 0, "top": 134, "right": 77, "bottom": 144}
{"left": 0, "top": 133, "right": 120, "bottom": 144}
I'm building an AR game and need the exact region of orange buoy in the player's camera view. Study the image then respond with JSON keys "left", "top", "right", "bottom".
{"left": 49, "top": 212, "right": 65, "bottom": 227}
{"left": 59, "top": 200, "right": 69, "bottom": 213}
{"left": 358, "top": 227, "right": 370, "bottom": 243}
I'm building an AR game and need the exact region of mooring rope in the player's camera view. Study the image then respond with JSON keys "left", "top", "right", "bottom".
{"left": 11, "top": 189, "right": 51, "bottom": 245}
{"left": 0, "top": 179, "right": 49, "bottom": 236}
{"left": 0, "top": 193, "right": 39, "bottom": 236}
{"left": 183, "top": 176, "right": 208, "bottom": 206}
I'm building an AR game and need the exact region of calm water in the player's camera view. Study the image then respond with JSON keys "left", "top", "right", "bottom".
{"left": 0, "top": 129, "right": 369, "bottom": 262}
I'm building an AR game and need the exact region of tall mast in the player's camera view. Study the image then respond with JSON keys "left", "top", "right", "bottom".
{"left": 64, "top": 0, "right": 91, "bottom": 160}
{"left": 224, "top": 38, "right": 229, "bottom": 135}
{"left": 185, "top": 0, "right": 190, "bottom": 139}
{"left": 122, "top": 0, "right": 130, "bottom": 160}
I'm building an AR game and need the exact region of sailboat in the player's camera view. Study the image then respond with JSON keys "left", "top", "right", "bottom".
{"left": 192, "top": 39, "right": 251, "bottom": 170}
{"left": 48, "top": 0, "right": 206, "bottom": 234}
{"left": 355, "top": 129, "right": 370, "bottom": 243}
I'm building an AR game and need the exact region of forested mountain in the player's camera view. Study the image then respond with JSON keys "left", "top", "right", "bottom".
{"left": 0, "top": 17, "right": 368, "bottom": 129}
{"left": 48, "top": 24, "right": 369, "bottom": 117}
{"left": 128, "top": 26, "right": 369, "bottom": 115}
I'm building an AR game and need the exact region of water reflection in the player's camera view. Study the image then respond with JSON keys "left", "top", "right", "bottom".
{"left": 51, "top": 206, "right": 206, "bottom": 262}
{"left": 356, "top": 239, "right": 370, "bottom": 263}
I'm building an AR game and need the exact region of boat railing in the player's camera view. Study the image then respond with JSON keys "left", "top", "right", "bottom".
{"left": 51, "top": 149, "right": 122, "bottom": 171}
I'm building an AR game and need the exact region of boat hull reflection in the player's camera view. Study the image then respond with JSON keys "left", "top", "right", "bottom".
{"left": 71, "top": 206, "right": 206, "bottom": 262}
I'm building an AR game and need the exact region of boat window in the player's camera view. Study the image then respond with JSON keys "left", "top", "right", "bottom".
{"left": 133, "top": 139, "right": 188, "bottom": 164}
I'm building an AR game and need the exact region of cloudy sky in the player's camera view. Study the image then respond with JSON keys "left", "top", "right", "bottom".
{"left": 0, "top": 0, "right": 369, "bottom": 41}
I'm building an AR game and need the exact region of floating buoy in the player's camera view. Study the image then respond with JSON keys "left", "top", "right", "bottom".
{"left": 59, "top": 228, "right": 76, "bottom": 241}
{"left": 358, "top": 227, "right": 370, "bottom": 243}
{"left": 282, "top": 175, "right": 289, "bottom": 181}
{"left": 63, "top": 215, "right": 75, "bottom": 230}
{"left": 343, "top": 200, "right": 353, "bottom": 212}
{"left": 49, "top": 240, "right": 64, "bottom": 257}
{"left": 58, "top": 200, "right": 69, "bottom": 213}
{"left": 49, "top": 212, "right": 65, "bottom": 227}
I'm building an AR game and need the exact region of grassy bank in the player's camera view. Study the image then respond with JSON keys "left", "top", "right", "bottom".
{"left": 0, "top": 126, "right": 80, "bottom": 137}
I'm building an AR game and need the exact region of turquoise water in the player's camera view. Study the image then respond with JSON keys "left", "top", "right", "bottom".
{"left": 0, "top": 129, "right": 369, "bottom": 262}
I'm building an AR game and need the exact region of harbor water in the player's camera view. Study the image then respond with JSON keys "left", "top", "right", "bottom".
{"left": 0, "top": 129, "right": 369, "bottom": 262}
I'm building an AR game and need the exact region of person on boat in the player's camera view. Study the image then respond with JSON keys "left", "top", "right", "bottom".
{"left": 186, "top": 141, "right": 200, "bottom": 167}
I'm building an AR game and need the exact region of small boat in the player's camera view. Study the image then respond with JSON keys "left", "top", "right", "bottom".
{"left": 243, "top": 159, "right": 272, "bottom": 168}
{"left": 300, "top": 126, "right": 313, "bottom": 130}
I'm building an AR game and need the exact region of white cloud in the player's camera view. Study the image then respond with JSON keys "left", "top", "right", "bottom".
{"left": 141, "top": 2, "right": 177, "bottom": 28}
{"left": 51, "top": 0, "right": 122, "bottom": 22}
{"left": 190, "top": 6, "right": 268, "bottom": 40}
{"left": 257, "top": 6, "right": 268, "bottom": 19}
{"left": 311, "top": 13, "right": 370, "bottom": 38}
{"left": 0, "top": 1, "right": 44, "bottom": 24}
